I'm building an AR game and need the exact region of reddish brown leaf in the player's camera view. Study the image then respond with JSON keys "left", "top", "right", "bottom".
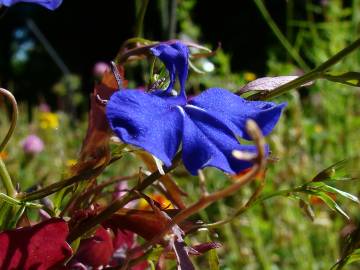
{"left": 165, "top": 242, "right": 222, "bottom": 259}
{"left": 71, "top": 226, "right": 113, "bottom": 268}
{"left": 103, "top": 208, "right": 196, "bottom": 242}
{"left": 72, "top": 65, "right": 127, "bottom": 175}
{"left": 0, "top": 218, "right": 72, "bottom": 270}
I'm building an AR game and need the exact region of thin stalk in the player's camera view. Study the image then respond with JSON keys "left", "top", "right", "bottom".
{"left": 248, "top": 37, "right": 360, "bottom": 100}
{"left": 134, "top": 0, "right": 150, "bottom": 37}
{"left": 168, "top": 0, "right": 177, "bottom": 39}
{"left": 0, "top": 158, "right": 16, "bottom": 197}
{"left": 0, "top": 88, "right": 17, "bottom": 197}
{"left": 253, "top": 0, "right": 309, "bottom": 70}
{"left": 204, "top": 186, "right": 304, "bottom": 229}
{"left": 0, "top": 88, "right": 18, "bottom": 152}
{"left": 21, "top": 166, "right": 104, "bottom": 202}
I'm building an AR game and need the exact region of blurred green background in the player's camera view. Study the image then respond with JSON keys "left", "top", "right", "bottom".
{"left": 2, "top": 0, "right": 360, "bottom": 269}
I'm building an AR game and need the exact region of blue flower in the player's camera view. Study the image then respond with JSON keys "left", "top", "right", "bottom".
{"left": 0, "top": 0, "right": 62, "bottom": 10}
{"left": 106, "top": 42, "right": 286, "bottom": 175}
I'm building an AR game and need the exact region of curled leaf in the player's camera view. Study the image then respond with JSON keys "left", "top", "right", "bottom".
{"left": 103, "top": 208, "right": 197, "bottom": 242}
{"left": 239, "top": 76, "right": 313, "bottom": 93}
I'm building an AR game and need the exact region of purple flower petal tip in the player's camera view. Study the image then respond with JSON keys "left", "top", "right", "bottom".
{"left": 0, "top": 0, "right": 63, "bottom": 10}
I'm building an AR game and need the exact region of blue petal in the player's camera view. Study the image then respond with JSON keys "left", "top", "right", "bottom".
{"left": 150, "top": 42, "right": 189, "bottom": 100}
{"left": 1, "top": 0, "right": 62, "bottom": 9}
{"left": 106, "top": 90, "right": 183, "bottom": 167}
{"left": 179, "top": 105, "right": 260, "bottom": 175}
{"left": 189, "top": 88, "right": 286, "bottom": 140}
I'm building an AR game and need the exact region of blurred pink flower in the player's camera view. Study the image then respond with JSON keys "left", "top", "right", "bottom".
{"left": 39, "top": 102, "right": 50, "bottom": 112}
{"left": 93, "top": 61, "right": 110, "bottom": 78}
{"left": 21, "top": 134, "right": 44, "bottom": 154}
{"left": 112, "top": 182, "right": 137, "bottom": 208}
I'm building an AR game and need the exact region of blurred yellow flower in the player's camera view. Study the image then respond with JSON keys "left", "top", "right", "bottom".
{"left": 138, "top": 193, "right": 174, "bottom": 210}
{"left": 244, "top": 72, "right": 256, "bottom": 82}
{"left": 39, "top": 112, "right": 59, "bottom": 130}
{"left": 315, "top": 124, "right": 323, "bottom": 133}
{"left": 66, "top": 159, "right": 77, "bottom": 167}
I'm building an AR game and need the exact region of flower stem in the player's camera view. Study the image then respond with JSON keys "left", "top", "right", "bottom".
{"left": 203, "top": 186, "right": 305, "bottom": 229}
{"left": 0, "top": 88, "right": 18, "bottom": 152}
{"left": 21, "top": 166, "right": 104, "bottom": 202}
{"left": 248, "top": 37, "right": 360, "bottom": 101}
{"left": 0, "top": 158, "right": 16, "bottom": 198}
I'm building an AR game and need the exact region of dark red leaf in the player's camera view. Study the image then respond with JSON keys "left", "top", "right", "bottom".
{"left": 191, "top": 242, "right": 222, "bottom": 254}
{"left": 0, "top": 218, "right": 72, "bottom": 270}
{"left": 113, "top": 229, "right": 134, "bottom": 250}
{"left": 165, "top": 242, "right": 222, "bottom": 260}
{"left": 110, "top": 229, "right": 148, "bottom": 270}
{"left": 71, "top": 226, "right": 113, "bottom": 268}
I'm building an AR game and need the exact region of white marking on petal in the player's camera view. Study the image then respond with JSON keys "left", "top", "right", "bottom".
{"left": 185, "top": 104, "right": 206, "bottom": 112}
{"left": 232, "top": 150, "right": 257, "bottom": 161}
{"left": 176, "top": 106, "right": 186, "bottom": 116}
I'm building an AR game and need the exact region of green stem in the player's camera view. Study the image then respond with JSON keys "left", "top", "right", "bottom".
{"left": 21, "top": 166, "right": 104, "bottom": 202}
{"left": 0, "top": 158, "right": 16, "bottom": 197}
{"left": 0, "top": 193, "right": 42, "bottom": 208}
{"left": 248, "top": 37, "right": 360, "bottom": 100}
{"left": 0, "top": 192, "right": 21, "bottom": 206}
{"left": 0, "top": 88, "right": 18, "bottom": 152}
{"left": 253, "top": 0, "right": 309, "bottom": 70}
{"left": 204, "top": 187, "right": 303, "bottom": 229}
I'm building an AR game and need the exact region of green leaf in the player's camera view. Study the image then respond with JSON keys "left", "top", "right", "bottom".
{"left": 312, "top": 191, "right": 350, "bottom": 220}
{"left": 323, "top": 72, "right": 360, "bottom": 87}
{"left": 307, "top": 181, "right": 360, "bottom": 204}
{"left": 321, "top": 185, "right": 360, "bottom": 204}
{"left": 345, "top": 248, "right": 360, "bottom": 266}
{"left": 333, "top": 248, "right": 360, "bottom": 269}
{"left": 206, "top": 232, "right": 220, "bottom": 270}
{"left": 311, "top": 157, "right": 360, "bottom": 183}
